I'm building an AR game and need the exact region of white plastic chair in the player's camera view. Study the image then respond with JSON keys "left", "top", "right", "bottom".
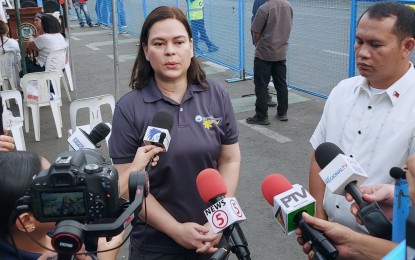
{"left": 45, "top": 48, "right": 72, "bottom": 102}
{"left": 20, "top": 71, "right": 63, "bottom": 141}
{"left": 68, "top": 94, "right": 115, "bottom": 149}
{"left": 0, "top": 90, "right": 26, "bottom": 150}
{"left": 0, "top": 51, "right": 19, "bottom": 91}
{"left": 64, "top": 43, "right": 74, "bottom": 92}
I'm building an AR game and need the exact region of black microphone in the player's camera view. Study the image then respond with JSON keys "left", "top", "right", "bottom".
{"left": 67, "top": 122, "right": 111, "bottom": 150}
{"left": 315, "top": 142, "right": 392, "bottom": 239}
{"left": 81, "top": 123, "right": 111, "bottom": 148}
{"left": 197, "top": 169, "right": 251, "bottom": 260}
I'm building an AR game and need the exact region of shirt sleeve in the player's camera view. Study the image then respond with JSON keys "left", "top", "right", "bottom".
{"left": 108, "top": 104, "right": 141, "bottom": 164}
{"left": 251, "top": 7, "right": 266, "bottom": 33}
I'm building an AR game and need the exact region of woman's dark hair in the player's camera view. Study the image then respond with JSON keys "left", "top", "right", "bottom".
{"left": 359, "top": 2, "right": 415, "bottom": 42}
{"left": 41, "top": 14, "right": 62, "bottom": 34}
{"left": 0, "top": 151, "right": 42, "bottom": 235}
{"left": 129, "top": 6, "right": 206, "bottom": 90}
{"left": 0, "top": 20, "right": 9, "bottom": 54}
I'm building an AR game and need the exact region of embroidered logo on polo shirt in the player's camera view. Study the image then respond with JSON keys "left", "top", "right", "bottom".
{"left": 195, "top": 115, "right": 223, "bottom": 129}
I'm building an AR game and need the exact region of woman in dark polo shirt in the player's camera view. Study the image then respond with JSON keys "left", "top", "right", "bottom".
{"left": 109, "top": 6, "right": 241, "bottom": 260}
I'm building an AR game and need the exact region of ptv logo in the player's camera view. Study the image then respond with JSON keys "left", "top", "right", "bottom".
{"left": 280, "top": 186, "right": 308, "bottom": 208}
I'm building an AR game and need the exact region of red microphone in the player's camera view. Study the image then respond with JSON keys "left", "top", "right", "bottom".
{"left": 261, "top": 173, "right": 293, "bottom": 206}
{"left": 196, "top": 168, "right": 227, "bottom": 203}
{"left": 261, "top": 174, "right": 338, "bottom": 260}
{"left": 196, "top": 168, "right": 251, "bottom": 260}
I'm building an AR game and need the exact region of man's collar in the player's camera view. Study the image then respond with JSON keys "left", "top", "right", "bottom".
{"left": 353, "top": 62, "right": 415, "bottom": 106}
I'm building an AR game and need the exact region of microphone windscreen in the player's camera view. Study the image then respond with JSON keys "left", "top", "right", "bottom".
{"left": 196, "top": 168, "right": 227, "bottom": 203}
{"left": 151, "top": 111, "right": 174, "bottom": 132}
{"left": 261, "top": 174, "right": 293, "bottom": 205}
{"left": 390, "top": 167, "right": 406, "bottom": 179}
{"left": 315, "top": 142, "right": 345, "bottom": 169}
{"left": 88, "top": 122, "right": 111, "bottom": 145}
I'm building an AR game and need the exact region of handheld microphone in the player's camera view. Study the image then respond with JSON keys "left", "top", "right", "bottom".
{"left": 315, "top": 142, "right": 392, "bottom": 240}
{"left": 196, "top": 169, "right": 250, "bottom": 260}
{"left": 390, "top": 167, "right": 410, "bottom": 243}
{"left": 261, "top": 174, "right": 338, "bottom": 260}
{"left": 143, "top": 111, "right": 173, "bottom": 151}
{"left": 67, "top": 122, "right": 111, "bottom": 151}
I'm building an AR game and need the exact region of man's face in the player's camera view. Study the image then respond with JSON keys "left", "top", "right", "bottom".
{"left": 354, "top": 14, "right": 411, "bottom": 89}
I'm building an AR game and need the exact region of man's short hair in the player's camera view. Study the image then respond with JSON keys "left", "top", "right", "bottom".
{"left": 359, "top": 2, "right": 415, "bottom": 41}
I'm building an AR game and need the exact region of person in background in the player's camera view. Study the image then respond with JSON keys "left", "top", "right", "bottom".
{"left": 24, "top": 14, "right": 67, "bottom": 74}
{"left": 0, "top": 21, "right": 20, "bottom": 67}
{"left": 33, "top": 12, "right": 45, "bottom": 37}
{"left": 187, "top": 0, "right": 219, "bottom": 53}
{"left": 109, "top": 5, "right": 240, "bottom": 259}
{"left": 246, "top": 0, "right": 293, "bottom": 125}
{"left": 308, "top": 2, "right": 415, "bottom": 233}
{"left": 251, "top": 0, "right": 276, "bottom": 108}
{"left": 72, "top": 0, "right": 93, "bottom": 28}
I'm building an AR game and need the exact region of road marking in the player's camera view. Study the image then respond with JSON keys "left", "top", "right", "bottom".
{"left": 71, "top": 31, "right": 111, "bottom": 37}
{"left": 231, "top": 91, "right": 309, "bottom": 114}
{"left": 238, "top": 120, "right": 292, "bottom": 143}
{"left": 71, "top": 36, "right": 81, "bottom": 41}
{"left": 322, "top": 50, "right": 349, "bottom": 57}
{"left": 107, "top": 54, "right": 137, "bottom": 62}
{"left": 85, "top": 39, "right": 138, "bottom": 50}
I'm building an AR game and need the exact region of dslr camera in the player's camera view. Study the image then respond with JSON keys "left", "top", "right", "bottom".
{"left": 30, "top": 150, "right": 119, "bottom": 222}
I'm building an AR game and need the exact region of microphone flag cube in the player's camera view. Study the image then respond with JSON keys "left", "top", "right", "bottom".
{"left": 67, "top": 128, "right": 95, "bottom": 150}
{"left": 319, "top": 154, "right": 368, "bottom": 195}
{"left": 273, "top": 184, "right": 315, "bottom": 235}
{"left": 143, "top": 126, "right": 171, "bottom": 151}
{"left": 203, "top": 197, "right": 246, "bottom": 233}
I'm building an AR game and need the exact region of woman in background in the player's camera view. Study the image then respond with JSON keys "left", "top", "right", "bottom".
{"left": 24, "top": 14, "right": 66, "bottom": 74}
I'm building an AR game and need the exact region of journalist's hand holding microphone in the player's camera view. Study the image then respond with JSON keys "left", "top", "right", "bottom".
{"left": 346, "top": 184, "right": 395, "bottom": 224}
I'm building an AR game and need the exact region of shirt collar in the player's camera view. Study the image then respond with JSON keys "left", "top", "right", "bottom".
{"left": 142, "top": 77, "right": 206, "bottom": 103}
{"left": 353, "top": 62, "right": 415, "bottom": 106}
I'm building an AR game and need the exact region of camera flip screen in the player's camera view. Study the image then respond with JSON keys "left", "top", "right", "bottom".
{"left": 40, "top": 190, "right": 86, "bottom": 219}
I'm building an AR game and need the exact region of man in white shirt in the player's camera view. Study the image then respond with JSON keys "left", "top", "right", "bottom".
{"left": 309, "top": 2, "right": 415, "bottom": 232}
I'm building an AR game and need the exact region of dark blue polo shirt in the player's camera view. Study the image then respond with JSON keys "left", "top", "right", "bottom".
{"left": 109, "top": 77, "right": 239, "bottom": 253}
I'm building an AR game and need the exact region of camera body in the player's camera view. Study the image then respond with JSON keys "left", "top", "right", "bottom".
{"left": 31, "top": 150, "right": 119, "bottom": 222}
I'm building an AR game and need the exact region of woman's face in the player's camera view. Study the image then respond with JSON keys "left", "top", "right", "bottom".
{"left": 143, "top": 18, "right": 193, "bottom": 83}
{"left": 34, "top": 16, "right": 42, "bottom": 32}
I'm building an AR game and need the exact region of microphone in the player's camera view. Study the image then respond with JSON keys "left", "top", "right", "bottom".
{"left": 196, "top": 169, "right": 251, "bottom": 260}
{"left": 67, "top": 123, "right": 111, "bottom": 151}
{"left": 261, "top": 174, "right": 338, "bottom": 260}
{"left": 390, "top": 167, "right": 410, "bottom": 243}
{"left": 143, "top": 111, "right": 173, "bottom": 151}
{"left": 315, "top": 142, "right": 392, "bottom": 240}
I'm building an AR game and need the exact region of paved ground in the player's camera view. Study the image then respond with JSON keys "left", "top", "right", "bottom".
{"left": 20, "top": 20, "right": 327, "bottom": 260}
